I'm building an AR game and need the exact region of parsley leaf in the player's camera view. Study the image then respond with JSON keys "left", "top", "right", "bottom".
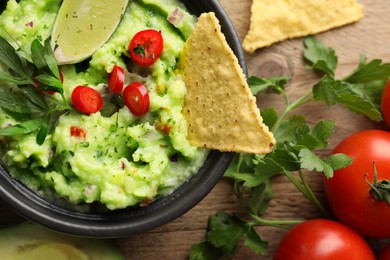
{"left": 304, "top": 36, "right": 338, "bottom": 76}
{"left": 248, "top": 76, "right": 290, "bottom": 95}
{"left": 189, "top": 242, "right": 223, "bottom": 260}
{"left": 307, "top": 36, "right": 390, "bottom": 122}
{"left": 344, "top": 56, "right": 390, "bottom": 83}
{"left": 207, "top": 212, "right": 268, "bottom": 255}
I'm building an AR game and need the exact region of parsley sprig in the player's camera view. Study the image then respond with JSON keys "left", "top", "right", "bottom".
{"left": 0, "top": 36, "right": 68, "bottom": 144}
{"left": 189, "top": 36, "right": 390, "bottom": 259}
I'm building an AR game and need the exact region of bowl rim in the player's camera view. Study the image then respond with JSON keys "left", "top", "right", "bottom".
{"left": 0, "top": 0, "right": 246, "bottom": 238}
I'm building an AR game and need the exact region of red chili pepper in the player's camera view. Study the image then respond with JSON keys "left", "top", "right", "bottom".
{"left": 108, "top": 65, "right": 125, "bottom": 94}
{"left": 129, "top": 29, "right": 164, "bottom": 67}
{"left": 123, "top": 82, "right": 150, "bottom": 116}
{"left": 71, "top": 86, "right": 103, "bottom": 114}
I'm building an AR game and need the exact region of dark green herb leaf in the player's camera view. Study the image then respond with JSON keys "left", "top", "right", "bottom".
{"left": 31, "top": 38, "right": 61, "bottom": 79}
{"left": 324, "top": 153, "right": 353, "bottom": 173}
{"left": 248, "top": 180, "right": 273, "bottom": 215}
{"left": 233, "top": 169, "right": 277, "bottom": 188}
{"left": 0, "top": 119, "right": 41, "bottom": 136}
{"left": 261, "top": 108, "right": 278, "bottom": 129}
{"left": 207, "top": 211, "right": 267, "bottom": 255}
{"left": 31, "top": 39, "right": 47, "bottom": 72}
{"left": 299, "top": 148, "right": 334, "bottom": 178}
{"left": 313, "top": 76, "right": 382, "bottom": 121}
{"left": 343, "top": 58, "right": 390, "bottom": 84}
{"left": 275, "top": 115, "right": 306, "bottom": 144}
{"left": 189, "top": 242, "right": 223, "bottom": 260}
{"left": 304, "top": 36, "right": 338, "bottom": 76}
{"left": 36, "top": 121, "right": 48, "bottom": 145}
{"left": 338, "top": 92, "right": 382, "bottom": 121}
{"left": 20, "top": 86, "right": 49, "bottom": 109}
{"left": 0, "top": 91, "right": 43, "bottom": 114}
{"left": 248, "top": 76, "right": 290, "bottom": 95}
{"left": 244, "top": 225, "right": 268, "bottom": 254}
{"left": 43, "top": 38, "right": 61, "bottom": 79}
{"left": 0, "top": 36, "right": 28, "bottom": 77}
{"left": 312, "top": 75, "right": 346, "bottom": 106}
{"left": 34, "top": 74, "right": 63, "bottom": 93}
{"left": 350, "top": 80, "right": 386, "bottom": 110}
{"left": 0, "top": 70, "right": 30, "bottom": 85}
{"left": 207, "top": 211, "right": 245, "bottom": 255}
{"left": 311, "top": 120, "right": 336, "bottom": 149}
{"left": 293, "top": 124, "right": 320, "bottom": 149}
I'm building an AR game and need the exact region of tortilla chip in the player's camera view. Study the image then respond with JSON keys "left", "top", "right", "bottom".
{"left": 179, "top": 12, "right": 275, "bottom": 154}
{"left": 243, "top": 0, "right": 364, "bottom": 53}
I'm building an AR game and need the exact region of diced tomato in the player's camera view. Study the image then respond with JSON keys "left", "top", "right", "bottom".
{"left": 70, "top": 126, "right": 87, "bottom": 140}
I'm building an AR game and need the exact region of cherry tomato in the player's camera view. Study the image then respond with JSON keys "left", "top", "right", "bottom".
{"left": 381, "top": 79, "right": 390, "bottom": 128}
{"left": 378, "top": 243, "right": 390, "bottom": 260}
{"left": 273, "top": 219, "right": 375, "bottom": 260}
{"left": 323, "top": 130, "right": 390, "bottom": 238}
{"left": 71, "top": 86, "right": 103, "bottom": 114}
{"left": 123, "top": 82, "right": 150, "bottom": 116}
{"left": 108, "top": 65, "right": 124, "bottom": 94}
{"left": 129, "top": 29, "right": 164, "bottom": 67}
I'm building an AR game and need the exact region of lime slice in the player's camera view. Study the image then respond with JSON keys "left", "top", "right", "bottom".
{"left": 51, "top": 0, "right": 129, "bottom": 65}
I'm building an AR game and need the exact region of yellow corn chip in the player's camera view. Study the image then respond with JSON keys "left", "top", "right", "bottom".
{"left": 243, "top": 0, "right": 364, "bottom": 53}
{"left": 179, "top": 12, "right": 275, "bottom": 154}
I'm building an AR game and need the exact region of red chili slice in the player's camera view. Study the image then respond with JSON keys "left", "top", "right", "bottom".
{"left": 71, "top": 86, "right": 103, "bottom": 114}
{"left": 129, "top": 29, "right": 164, "bottom": 67}
{"left": 108, "top": 65, "right": 125, "bottom": 94}
{"left": 123, "top": 82, "right": 150, "bottom": 116}
{"left": 70, "top": 126, "right": 87, "bottom": 140}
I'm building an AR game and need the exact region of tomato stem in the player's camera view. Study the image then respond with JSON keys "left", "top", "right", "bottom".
{"left": 364, "top": 161, "right": 390, "bottom": 206}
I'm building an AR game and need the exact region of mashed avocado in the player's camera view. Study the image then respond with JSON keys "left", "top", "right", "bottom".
{"left": 0, "top": 0, "right": 208, "bottom": 210}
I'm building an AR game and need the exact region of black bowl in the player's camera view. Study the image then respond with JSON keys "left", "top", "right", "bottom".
{"left": 0, "top": 0, "right": 246, "bottom": 238}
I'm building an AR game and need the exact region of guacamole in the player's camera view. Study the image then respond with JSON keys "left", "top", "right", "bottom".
{"left": 0, "top": 0, "right": 208, "bottom": 210}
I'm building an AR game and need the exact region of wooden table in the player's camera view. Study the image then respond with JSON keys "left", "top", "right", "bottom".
{"left": 1, "top": 0, "right": 390, "bottom": 258}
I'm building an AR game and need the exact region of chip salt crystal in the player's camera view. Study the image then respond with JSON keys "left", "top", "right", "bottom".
{"left": 243, "top": 0, "right": 364, "bottom": 53}
{"left": 179, "top": 12, "right": 275, "bottom": 154}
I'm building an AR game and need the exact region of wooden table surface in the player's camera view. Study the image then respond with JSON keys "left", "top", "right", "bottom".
{"left": 1, "top": 0, "right": 390, "bottom": 259}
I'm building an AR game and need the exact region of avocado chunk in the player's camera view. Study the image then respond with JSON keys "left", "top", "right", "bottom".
{"left": 0, "top": 222, "right": 124, "bottom": 259}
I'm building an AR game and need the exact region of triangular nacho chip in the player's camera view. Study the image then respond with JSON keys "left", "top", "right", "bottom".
{"left": 179, "top": 12, "right": 275, "bottom": 154}
{"left": 243, "top": 0, "right": 364, "bottom": 53}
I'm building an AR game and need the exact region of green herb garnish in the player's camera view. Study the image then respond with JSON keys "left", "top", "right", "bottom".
{"left": 0, "top": 36, "right": 69, "bottom": 144}
{"left": 133, "top": 44, "right": 146, "bottom": 58}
